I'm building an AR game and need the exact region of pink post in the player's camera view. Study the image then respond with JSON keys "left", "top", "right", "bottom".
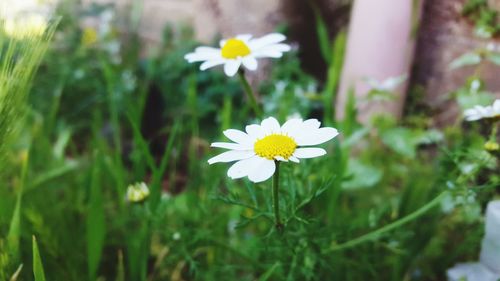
{"left": 336, "top": 0, "right": 421, "bottom": 124}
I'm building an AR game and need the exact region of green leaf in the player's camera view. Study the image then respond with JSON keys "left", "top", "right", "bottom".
{"left": 7, "top": 191, "right": 22, "bottom": 260}
{"left": 380, "top": 127, "right": 419, "bottom": 158}
{"left": 32, "top": 236, "right": 47, "bottom": 281}
{"left": 258, "top": 261, "right": 281, "bottom": 281}
{"left": 87, "top": 156, "right": 106, "bottom": 280}
{"left": 456, "top": 91, "right": 493, "bottom": 110}
{"left": 342, "top": 159, "right": 383, "bottom": 190}
{"left": 449, "top": 52, "right": 482, "bottom": 69}
{"left": 310, "top": 2, "right": 332, "bottom": 63}
{"left": 7, "top": 151, "right": 29, "bottom": 260}
{"left": 323, "top": 30, "right": 347, "bottom": 124}
{"left": 487, "top": 52, "right": 500, "bottom": 65}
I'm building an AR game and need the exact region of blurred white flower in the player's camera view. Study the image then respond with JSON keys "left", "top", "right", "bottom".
{"left": 185, "top": 33, "right": 291, "bottom": 77}
{"left": 126, "top": 182, "right": 150, "bottom": 203}
{"left": 447, "top": 201, "right": 500, "bottom": 281}
{"left": 3, "top": 15, "right": 48, "bottom": 39}
{"left": 464, "top": 99, "right": 500, "bottom": 121}
{"left": 447, "top": 263, "right": 499, "bottom": 281}
{"left": 364, "top": 74, "right": 408, "bottom": 92}
{"left": 208, "top": 117, "right": 339, "bottom": 183}
{"left": 172, "top": 232, "right": 181, "bottom": 241}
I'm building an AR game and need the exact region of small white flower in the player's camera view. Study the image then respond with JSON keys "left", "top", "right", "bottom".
{"left": 126, "top": 182, "right": 150, "bottom": 203}
{"left": 208, "top": 117, "right": 339, "bottom": 183}
{"left": 464, "top": 99, "right": 500, "bottom": 121}
{"left": 184, "top": 33, "right": 291, "bottom": 77}
{"left": 172, "top": 232, "right": 181, "bottom": 241}
{"left": 364, "top": 74, "right": 408, "bottom": 92}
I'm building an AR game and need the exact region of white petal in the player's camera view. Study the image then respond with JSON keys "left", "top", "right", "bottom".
{"left": 195, "top": 46, "right": 220, "bottom": 53}
{"left": 252, "top": 49, "right": 283, "bottom": 58}
{"left": 302, "top": 119, "right": 321, "bottom": 130}
{"left": 280, "top": 118, "right": 303, "bottom": 135}
{"left": 227, "top": 156, "right": 261, "bottom": 179}
{"left": 200, "top": 59, "right": 226, "bottom": 70}
{"left": 289, "top": 156, "right": 300, "bottom": 163}
{"left": 223, "top": 129, "right": 252, "bottom": 145}
{"left": 464, "top": 109, "right": 481, "bottom": 121}
{"left": 248, "top": 158, "right": 276, "bottom": 183}
{"left": 245, "top": 124, "right": 265, "bottom": 140}
{"left": 293, "top": 148, "right": 327, "bottom": 159}
{"left": 211, "top": 142, "right": 250, "bottom": 150}
{"left": 261, "top": 117, "right": 281, "bottom": 134}
{"left": 236, "top": 34, "right": 253, "bottom": 42}
{"left": 242, "top": 56, "right": 258, "bottom": 71}
{"left": 296, "top": 127, "right": 339, "bottom": 146}
{"left": 257, "top": 43, "right": 291, "bottom": 53}
{"left": 249, "top": 33, "right": 286, "bottom": 50}
{"left": 274, "top": 156, "right": 287, "bottom": 162}
{"left": 208, "top": 150, "right": 254, "bottom": 164}
{"left": 185, "top": 48, "right": 221, "bottom": 62}
{"left": 224, "top": 60, "right": 241, "bottom": 77}
{"left": 493, "top": 99, "right": 500, "bottom": 112}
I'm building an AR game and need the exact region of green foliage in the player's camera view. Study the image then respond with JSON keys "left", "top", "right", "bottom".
{"left": 462, "top": 0, "right": 500, "bottom": 38}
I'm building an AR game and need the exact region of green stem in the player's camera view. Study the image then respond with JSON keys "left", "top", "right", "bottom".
{"left": 324, "top": 191, "right": 449, "bottom": 253}
{"left": 237, "top": 70, "right": 263, "bottom": 119}
{"left": 489, "top": 120, "right": 498, "bottom": 141}
{"left": 272, "top": 161, "right": 283, "bottom": 233}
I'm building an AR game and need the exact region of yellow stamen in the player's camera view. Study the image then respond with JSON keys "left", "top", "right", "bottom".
{"left": 254, "top": 134, "right": 297, "bottom": 160}
{"left": 221, "top": 38, "right": 251, "bottom": 59}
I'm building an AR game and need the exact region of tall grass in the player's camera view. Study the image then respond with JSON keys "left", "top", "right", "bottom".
{"left": 0, "top": 17, "right": 57, "bottom": 280}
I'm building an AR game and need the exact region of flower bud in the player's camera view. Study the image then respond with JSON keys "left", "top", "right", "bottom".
{"left": 126, "top": 182, "right": 150, "bottom": 203}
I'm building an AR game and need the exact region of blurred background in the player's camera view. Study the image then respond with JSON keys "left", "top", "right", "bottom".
{"left": 8, "top": 0, "right": 500, "bottom": 123}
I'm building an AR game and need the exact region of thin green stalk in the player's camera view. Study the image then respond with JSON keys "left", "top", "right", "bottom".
{"left": 489, "top": 120, "right": 498, "bottom": 141}
{"left": 237, "top": 70, "right": 263, "bottom": 119}
{"left": 272, "top": 161, "right": 283, "bottom": 233}
{"left": 324, "top": 191, "right": 449, "bottom": 253}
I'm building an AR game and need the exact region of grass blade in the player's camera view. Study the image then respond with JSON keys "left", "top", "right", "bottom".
{"left": 7, "top": 150, "right": 29, "bottom": 260}
{"left": 309, "top": 1, "right": 332, "bottom": 63}
{"left": 87, "top": 154, "right": 106, "bottom": 280}
{"left": 32, "top": 236, "right": 46, "bottom": 281}
{"left": 9, "top": 264, "right": 23, "bottom": 281}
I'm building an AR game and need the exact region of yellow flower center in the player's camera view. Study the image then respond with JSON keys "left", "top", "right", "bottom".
{"left": 221, "top": 38, "right": 251, "bottom": 59}
{"left": 254, "top": 134, "right": 297, "bottom": 160}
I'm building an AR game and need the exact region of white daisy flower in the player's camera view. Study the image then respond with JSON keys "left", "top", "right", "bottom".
{"left": 126, "top": 182, "right": 150, "bottom": 203}
{"left": 184, "top": 33, "right": 291, "bottom": 77}
{"left": 207, "top": 117, "right": 339, "bottom": 183}
{"left": 464, "top": 99, "right": 500, "bottom": 121}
